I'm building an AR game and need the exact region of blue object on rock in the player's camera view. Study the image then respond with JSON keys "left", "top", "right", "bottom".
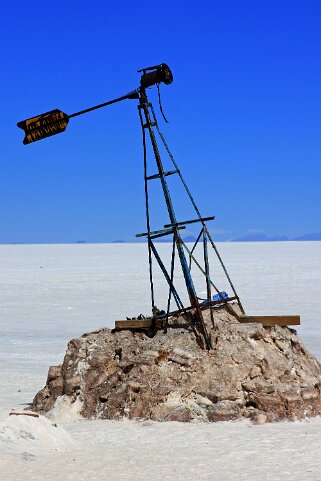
{"left": 213, "top": 291, "right": 229, "bottom": 301}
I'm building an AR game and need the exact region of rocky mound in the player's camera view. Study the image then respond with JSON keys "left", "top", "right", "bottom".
{"left": 32, "top": 305, "right": 321, "bottom": 424}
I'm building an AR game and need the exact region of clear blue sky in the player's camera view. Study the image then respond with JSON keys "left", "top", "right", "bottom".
{"left": 1, "top": 0, "right": 320, "bottom": 243}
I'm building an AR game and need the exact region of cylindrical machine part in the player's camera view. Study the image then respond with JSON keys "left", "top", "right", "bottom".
{"left": 140, "top": 64, "right": 173, "bottom": 88}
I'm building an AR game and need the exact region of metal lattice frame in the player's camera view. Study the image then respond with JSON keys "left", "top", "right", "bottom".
{"left": 17, "top": 64, "right": 244, "bottom": 350}
{"left": 136, "top": 87, "right": 244, "bottom": 349}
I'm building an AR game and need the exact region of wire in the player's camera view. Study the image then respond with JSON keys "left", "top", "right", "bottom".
{"left": 157, "top": 84, "right": 169, "bottom": 123}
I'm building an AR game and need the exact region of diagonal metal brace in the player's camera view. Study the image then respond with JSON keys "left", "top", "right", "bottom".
{"left": 149, "top": 240, "right": 184, "bottom": 311}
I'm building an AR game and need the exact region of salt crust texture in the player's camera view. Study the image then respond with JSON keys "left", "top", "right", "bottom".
{"left": 32, "top": 305, "right": 321, "bottom": 424}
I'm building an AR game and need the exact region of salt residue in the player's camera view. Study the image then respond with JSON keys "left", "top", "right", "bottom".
{"left": 0, "top": 243, "right": 320, "bottom": 480}
{"left": 47, "top": 396, "right": 83, "bottom": 424}
{"left": 0, "top": 412, "right": 75, "bottom": 455}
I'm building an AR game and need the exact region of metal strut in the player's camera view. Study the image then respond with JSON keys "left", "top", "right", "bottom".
{"left": 138, "top": 107, "right": 155, "bottom": 313}
{"left": 138, "top": 88, "right": 212, "bottom": 350}
{"left": 149, "top": 104, "right": 245, "bottom": 314}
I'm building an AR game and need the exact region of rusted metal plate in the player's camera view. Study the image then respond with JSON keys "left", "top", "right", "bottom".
{"left": 239, "top": 315, "right": 300, "bottom": 326}
{"left": 17, "top": 109, "right": 69, "bottom": 144}
{"left": 114, "top": 319, "right": 153, "bottom": 330}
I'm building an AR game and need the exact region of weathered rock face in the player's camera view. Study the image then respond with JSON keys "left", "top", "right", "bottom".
{"left": 32, "top": 305, "right": 321, "bottom": 423}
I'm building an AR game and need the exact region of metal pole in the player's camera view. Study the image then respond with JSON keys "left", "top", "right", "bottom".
{"left": 138, "top": 108, "right": 155, "bottom": 312}
{"left": 138, "top": 88, "right": 211, "bottom": 349}
{"left": 203, "top": 227, "right": 212, "bottom": 301}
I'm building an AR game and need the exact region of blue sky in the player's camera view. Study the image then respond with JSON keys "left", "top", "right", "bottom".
{"left": 1, "top": 0, "right": 320, "bottom": 243}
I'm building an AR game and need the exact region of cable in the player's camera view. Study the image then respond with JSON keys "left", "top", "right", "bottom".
{"left": 157, "top": 84, "right": 169, "bottom": 123}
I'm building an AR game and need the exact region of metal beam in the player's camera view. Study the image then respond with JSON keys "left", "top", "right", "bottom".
{"left": 164, "top": 216, "right": 215, "bottom": 228}
{"left": 69, "top": 90, "right": 139, "bottom": 119}
{"left": 149, "top": 241, "right": 184, "bottom": 311}
{"left": 139, "top": 88, "right": 211, "bottom": 349}
{"left": 146, "top": 170, "right": 178, "bottom": 181}
{"left": 136, "top": 226, "right": 185, "bottom": 238}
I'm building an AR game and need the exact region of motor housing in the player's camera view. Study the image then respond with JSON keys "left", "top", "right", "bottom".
{"left": 140, "top": 63, "right": 173, "bottom": 88}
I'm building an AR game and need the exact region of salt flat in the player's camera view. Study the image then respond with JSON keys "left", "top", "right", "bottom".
{"left": 0, "top": 242, "right": 320, "bottom": 480}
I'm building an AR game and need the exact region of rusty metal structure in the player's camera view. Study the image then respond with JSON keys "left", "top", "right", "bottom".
{"left": 18, "top": 63, "right": 244, "bottom": 349}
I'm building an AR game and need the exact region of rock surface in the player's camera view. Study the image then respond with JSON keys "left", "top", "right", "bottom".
{"left": 32, "top": 305, "right": 321, "bottom": 423}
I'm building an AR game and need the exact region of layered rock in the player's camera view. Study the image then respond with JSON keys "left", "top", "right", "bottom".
{"left": 32, "top": 305, "right": 321, "bottom": 423}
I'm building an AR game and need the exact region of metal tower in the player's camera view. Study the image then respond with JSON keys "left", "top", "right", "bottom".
{"left": 17, "top": 63, "right": 244, "bottom": 349}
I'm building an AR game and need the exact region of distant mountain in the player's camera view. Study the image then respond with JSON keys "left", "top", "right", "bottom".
{"left": 150, "top": 235, "right": 199, "bottom": 243}
{"left": 183, "top": 236, "right": 197, "bottom": 242}
{"left": 112, "top": 240, "right": 125, "bottom": 243}
{"left": 154, "top": 235, "right": 198, "bottom": 243}
{"left": 231, "top": 234, "right": 288, "bottom": 242}
{"left": 294, "top": 233, "right": 321, "bottom": 241}
{"left": 154, "top": 238, "right": 172, "bottom": 243}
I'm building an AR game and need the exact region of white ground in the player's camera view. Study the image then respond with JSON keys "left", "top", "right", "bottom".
{"left": 0, "top": 242, "right": 320, "bottom": 480}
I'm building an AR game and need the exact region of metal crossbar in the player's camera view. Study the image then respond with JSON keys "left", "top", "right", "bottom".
{"left": 164, "top": 216, "right": 215, "bottom": 228}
